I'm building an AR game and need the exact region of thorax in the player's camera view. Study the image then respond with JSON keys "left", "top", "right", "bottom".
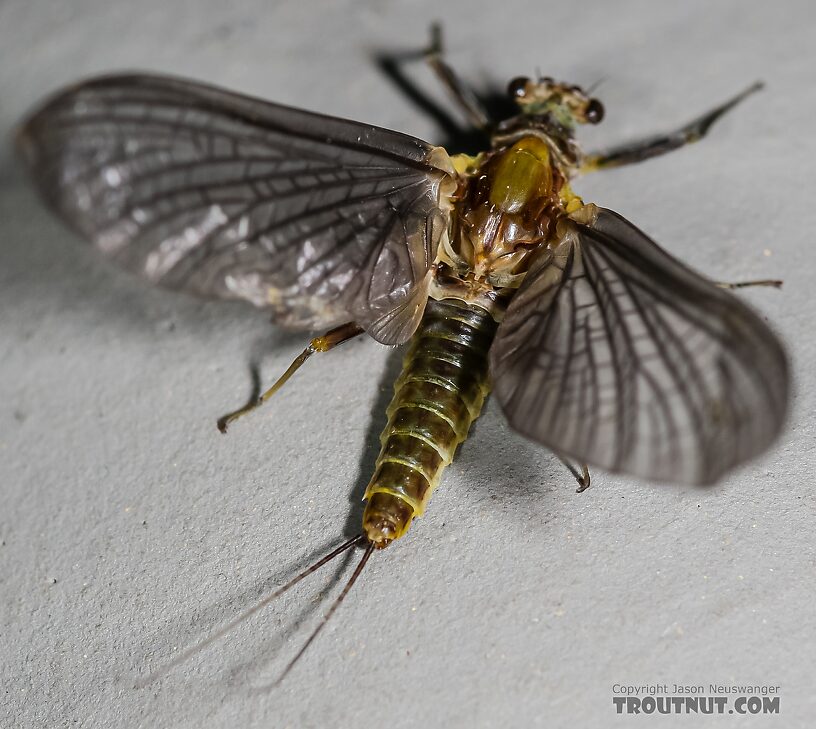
{"left": 434, "top": 135, "right": 582, "bottom": 307}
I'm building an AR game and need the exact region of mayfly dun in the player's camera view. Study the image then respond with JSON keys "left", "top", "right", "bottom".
{"left": 16, "top": 25, "right": 789, "bottom": 682}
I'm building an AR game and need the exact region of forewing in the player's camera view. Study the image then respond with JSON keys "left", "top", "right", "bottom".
{"left": 491, "top": 207, "right": 789, "bottom": 485}
{"left": 16, "top": 74, "right": 455, "bottom": 344}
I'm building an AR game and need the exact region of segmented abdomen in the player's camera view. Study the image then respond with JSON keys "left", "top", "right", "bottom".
{"left": 362, "top": 298, "right": 499, "bottom": 547}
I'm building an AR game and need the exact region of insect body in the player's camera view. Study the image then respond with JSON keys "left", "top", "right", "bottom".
{"left": 363, "top": 118, "right": 587, "bottom": 546}
{"left": 16, "top": 29, "right": 789, "bottom": 679}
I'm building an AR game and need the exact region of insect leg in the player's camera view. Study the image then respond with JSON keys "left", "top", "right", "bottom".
{"left": 581, "top": 82, "right": 764, "bottom": 173}
{"left": 424, "top": 23, "right": 491, "bottom": 131}
{"left": 425, "top": 23, "right": 491, "bottom": 131}
{"left": 374, "top": 29, "right": 466, "bottom": 140}
{"left": 217, "top": 322, "right": 364, "bottom": 433}
{"left": 715, "top": 279, "right": 783, "bottom": 290}
{"left": 558, "top": 456, "right": 592, "bottom": 493}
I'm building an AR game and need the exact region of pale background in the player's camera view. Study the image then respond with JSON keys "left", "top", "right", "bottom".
{"left": 1, "top": 1, "right": 814, "bottom": 727}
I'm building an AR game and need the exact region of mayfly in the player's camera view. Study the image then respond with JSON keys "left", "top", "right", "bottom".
{"left": 16, "top": 26, "right": 789, "bottom": 682}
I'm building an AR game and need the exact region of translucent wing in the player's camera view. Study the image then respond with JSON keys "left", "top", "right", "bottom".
{"left": 491, "top": 207, "right": 789, "bottom": 485}
{"left": 16, "top": 74, "right": 456, "bottom": 344}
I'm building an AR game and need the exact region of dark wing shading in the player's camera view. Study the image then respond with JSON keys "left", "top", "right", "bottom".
{"left": 16, "top": 74, "right": 456, "bottom": 344}
{"left": 491, "top": 207, "right": 789, "bottom": 485}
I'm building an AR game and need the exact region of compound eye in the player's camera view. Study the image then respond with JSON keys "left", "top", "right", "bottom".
{"left": 585, "top": 98, "right": 605, "bottom": 124}
{"left": 507, "top": 76, "right": 530, "bottom": 98}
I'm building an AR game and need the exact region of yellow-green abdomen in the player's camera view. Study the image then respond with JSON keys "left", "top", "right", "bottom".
{"left": 363, "top": 298, "right": 499, "bottom": 548}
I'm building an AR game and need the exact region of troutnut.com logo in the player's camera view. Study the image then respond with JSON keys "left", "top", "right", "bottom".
{"left": 612, "top": 684, "right": 780, "bottom": 716}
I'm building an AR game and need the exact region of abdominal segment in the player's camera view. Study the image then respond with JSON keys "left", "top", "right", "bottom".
{"left": 362, "top": 298, "right": 499, "bottom": 547}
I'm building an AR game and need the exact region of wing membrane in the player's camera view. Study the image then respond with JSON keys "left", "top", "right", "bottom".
{"left": 16, "top": 74, "right": 455, "bottom": 344}
{"left": 491, "top": 207, "right": 789, "bottom": 484}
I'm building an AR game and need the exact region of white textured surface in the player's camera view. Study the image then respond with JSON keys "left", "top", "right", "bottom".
{"left": 1, "top": 1, "right": 814, "bottom": 727}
